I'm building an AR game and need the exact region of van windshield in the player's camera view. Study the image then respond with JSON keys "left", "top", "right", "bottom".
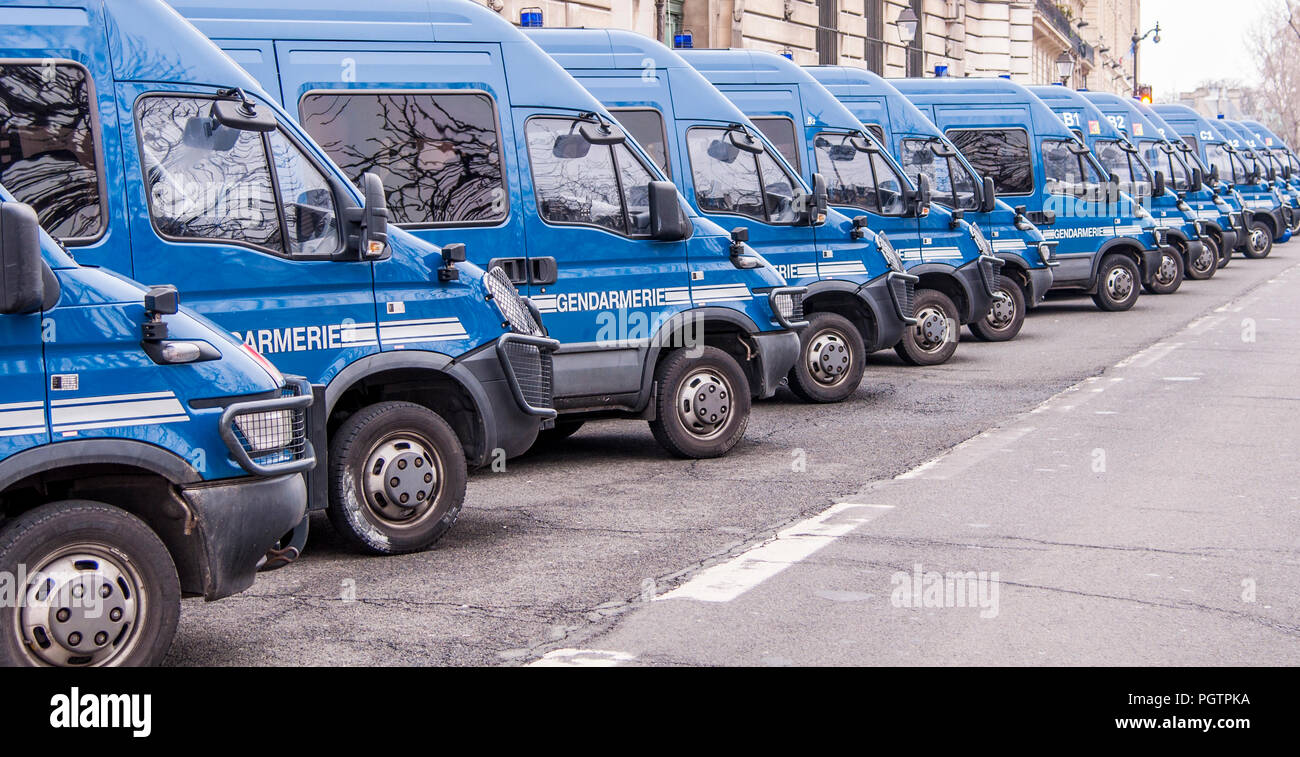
{"left": 813, "top": 131, "right": 907, "bottom": 215}
{"left": 1041, "top": 139, "right": 1106, "bottom": 196}
{"left": 900, "top": 138, "right": 978, "bottom": 211}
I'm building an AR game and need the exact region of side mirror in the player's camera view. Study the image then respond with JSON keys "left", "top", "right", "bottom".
{"left": 0, "top": 202, "right": 45, "bottom": 315}
{"left": 1268, "top": 166, "right": 1277, "bottom": 182}
{"left": 911, "top": 173, "right": 932, "bottom": 217}
{"left": 438, "top": 242, "right": 466, "bottom": 282}
{"left": 729, "top": 226, "right": 761, "bottom": 269}
{"left": 579, "top": 121, "right": 625, "bottom": 146}
{"left": 211, "top": 96, "right": 277, "bottom": 133}
{"left": 809, "top": 173, "right": 829, "bottom": 225}
{"left": 850, "top": 215, "right": 870, "bottom": 241}
{"left": 648, "top": 181, "right": 688, "bottom": 242}
{"left": 1192, "top": 167, "right": 1203, "bottom": 188}
{"left": 728, "top": 129, "right": 764, "bottom": 154}
{"left": 345, "top": 172, "right": 390, "bottom": 260}
{"left": 1153, "top": 170, "right": 1166, "bottom": 197}
{"left": 1208, "top": 164, "right": 1220, "bottom": 183}
{"left": 141, "top": 285, "right": 179, "bottom": 342}
{"left": 948, "top": 208, "right": 964, "bottom": 230}
{"left": 979, "top": 176, "right": 997, "bottom": 213}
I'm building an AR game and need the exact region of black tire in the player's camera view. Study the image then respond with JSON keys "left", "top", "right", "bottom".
{"left": 787, "top": 312, "right": 865, "bottom": 404}
{"left": 1090, "top": 254, "right": 1142, "bottom": 311}
{"left": 0, "top": 501, "right": 179, "bottom": 667}
{"left": 1143, "top": 246, "right": 1184, "bottom": 294}
{"left": 648, "top": 345, "right": 751, "bottom": 459}
{"left": 327, "top": 401, "right": 467, "bottom": 556}
{"left": 968, "top": 278, "right": 1026, "bottom": 342}
{"left": 894, "top": 288, "right": 960, "bottom": 366}
{"left": 1184, "top": 240, "right": 1217, "bottom": 280}
{"left": 530, "top": 420, "right": 585, "bottom": 449}
{"left": 1243, "top": 220, "right": 1273, "bottom": 258}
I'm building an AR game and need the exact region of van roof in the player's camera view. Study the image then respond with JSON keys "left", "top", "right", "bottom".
{"left": 1150, "top": 104, "right": 1233, "bottom": 144}
{"left": 1027, "top": 86, "right": 1125, "bottom": 141}
{"left": 891, "top": 76, "right": 1075, "bottom": 140}
{"left": 805, "top": 66, "right": 945, "bottom": 140}
{"left": 1079, "top": 91, "right": 1168, "bottom": 144}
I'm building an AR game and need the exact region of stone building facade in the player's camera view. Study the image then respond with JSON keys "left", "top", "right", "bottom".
{"left": 483, "top": 0, "right": 1139, "bottom": 94}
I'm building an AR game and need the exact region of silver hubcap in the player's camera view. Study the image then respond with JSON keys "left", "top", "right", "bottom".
{"left": 913, "top": 305, "right": 950, "bottom": 352}
{"left": 18, "top": 544, "right": 144, "bottom": 666}
{"left": 1250, "top": 228, "right": 1269, "bottom": 252}
{"left": 676, "top": 369, "right": 733, "bottom": 440}
{"left": 1155, "top": 253, "right": 1178, "bottom": 285}
{"left": 1106, "top": 265, "right": 1134, "bottom": 301}
{"left": 1194, "top": 245, "right": 1215, "bottom": 273}
{"left": 806, "top": 328, "right": 853, "bottom": 387}
{"left": 985, "top": 289, "right": 1016, "bottom": 330}
{"left": 362, "top": 435, "right": 441, "bottom": 526}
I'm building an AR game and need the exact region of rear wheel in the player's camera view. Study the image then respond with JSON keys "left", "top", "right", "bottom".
{"left": 0, "top": 501, "right": 179, "bottom": 667}
{"left": 1184, "top": 240, "right": 1217, "bottom": 280}
{"left": 787, "top": 312, "right": 865, "bottom": 404}
{"left": 328, "top": 401, "right": 466, "bottom": 555}
{"left": 649, "top": 346, "right": 751, "bottom": 459}
{"left": 1143, "top": 246, "right": 1184, "bottom": 294}
{"left": 969, "top": 278, "right": 1026, "bottom": 342}
{"left": 1244, "top": 220, "right": 1273, "bottom": 258}
{"left": 1090, "top": 254, "right": 1141, "bottom": 311}
{"left": 894, "top": 289, "right": 959, "bottom": 366}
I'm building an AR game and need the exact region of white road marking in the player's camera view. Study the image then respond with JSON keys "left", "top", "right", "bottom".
{"left": 528, "top": 648, "right": 636, "bottom": 667}
{"left": 656, "top": 503, "right": 894, "bottom": 603}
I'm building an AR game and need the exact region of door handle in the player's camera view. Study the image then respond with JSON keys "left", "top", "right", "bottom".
{"left": 529, "top": 257, "right": 558, "bottom": 285}
{"left": 487, "top": 257, "right": 528, "bottom": 285}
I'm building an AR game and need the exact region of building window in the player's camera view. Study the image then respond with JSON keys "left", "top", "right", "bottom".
{"left": 906, "top": 0, "right": 923, "bottom": 77}
{"left": 666, "top": 0, "right": 684, "bottom": 45}
{"left": 865, "top": 0, "right": 885, "bottom": 75}
{"left": 817, "top": 0, "right": 839, "bottom": 65}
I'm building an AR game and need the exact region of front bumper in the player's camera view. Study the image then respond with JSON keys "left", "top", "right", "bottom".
{"left": 1026, "top": 266, "right": 1055, "bottom": 307}
{"left": 951, "top": 255, "right": 1002, "bottom": 324}
{"left": 749, "top": 329, "right": 802, "bottom": 399}
{"left": 856, "top": 271, "right": 916, "bottom": 351}
{"left": 179, "top": 472, "right": 308, "bottom": 600}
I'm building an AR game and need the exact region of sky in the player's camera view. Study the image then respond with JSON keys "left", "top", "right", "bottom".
{"left": 1139, "top": 0, "right": 1274, "bottom": 98}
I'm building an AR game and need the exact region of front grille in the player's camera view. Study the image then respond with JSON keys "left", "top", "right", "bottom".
{"left": 890, "top": 275, "right": 915, "bottom": 320}
{"left": 786, "top": 291, "right": 805, "bottom": 322}
{"left": 230, "top": 395, "right": 309, "bottom": 468}
{"left": 502, "top": 339, "right": 554, "bottom": 410}
{"left": 979, "top": 256, "right": 1004, "bottom": 295}
{"left": 485, "top": 266, "right": 544, "bottom": 336}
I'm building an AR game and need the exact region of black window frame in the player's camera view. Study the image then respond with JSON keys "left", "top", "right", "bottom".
{"left": 685, "top": 125, "right": 800, "bottom": 226}
{"left": 608, "top": 106, "right": 673, "bottom": 178}
{"left": 523, "top": 114, "right": 661, "bottom": 239}
{"left": 134, "top": 91, "right": 344, "bottom": 261}
{"left": 943, "top": 126, "right": 1035, "bottom": 197}
{"left": 297, "top": 87, "right": 510, "bottom": 230}
{"left": 748, "top": 115, "right": 801, "bottom": 173}
{"left": 0, "top": 57, "right": 109, "bottom": 246}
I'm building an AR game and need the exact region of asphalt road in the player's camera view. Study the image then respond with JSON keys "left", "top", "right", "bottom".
{"left": 168, "top": 251, "right": 1300, "bottom": 666}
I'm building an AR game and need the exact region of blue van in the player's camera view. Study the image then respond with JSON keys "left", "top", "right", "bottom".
{"left": 1153, "top": 103, "right": 1269, "bottom": 260}
{"left": 0, "top": 0, "right": 560, "bottom": 555}
{"left": 1136, "top": 100, "right": 1243, "bottom": 268}
{"left": 681, "top": 50, "right": 1003, "bottom": 366}
{"left": 173, "top": 0, "right": 805, "bottom": 456}
{"left": 0, "top": 186, "right": 313, "bottom": 666}
{"left": 1031, "top": 86, "right": 1209, "bottom": 286}
{"left": 1239, "top": 119, "right": 1300, "bottom": 203}
{"left": 528, "top": 29, "right": 914, "bottom": 403}
{"left": 895, "top": 78, "right": 1169, "bottom": 312}
{"left": 809, "top": 66, "right": 1055, "bottom": 340}
{"left": 1219, "top": 118, "right": 1299, "bottom": 240}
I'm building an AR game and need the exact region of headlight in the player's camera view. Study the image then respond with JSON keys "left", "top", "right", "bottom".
{"left": 233, "top": 409, "right": 295, "bottom": 453}
{"left": 485, "top": 266, "right": 543, "bottom": 336}
{"left": 968, "top": 223, "right": 992, "bottom": 256}
{"left": 771, "top": 291, "right": 804, "bottom": 321}
{"left": 1037, "top": 241, "right": 1057, "bottom": 263}
{"left": 876, "top": 232, "right": 904, "bottom": 272}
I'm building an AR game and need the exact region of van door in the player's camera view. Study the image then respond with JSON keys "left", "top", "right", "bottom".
{"left": 119, "top": 85, "right": 379, "bottom": 384}
{"left": 515, "top": 111, "right": 692, "bottom": 405}
{"left": 0, "top": 301, "right": 47, "bottom": 461}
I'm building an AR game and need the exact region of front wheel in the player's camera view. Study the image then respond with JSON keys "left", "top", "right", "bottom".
{"left": 969, "top": 278, "right": 1026, "bottom": 342}
{"left": 1185, "top": 240, "right": 1218, "bottom": 280}
{"left": 1243, "top": 220, "right": 1273, "bottom": 258}
{"left": 327, "top": 401, "right": 467, "bottom": 555}
{"left": 1143, "top": 247, "right": 1184, "bottom": 295}
{"left": 0, "top": 501, "right": 180, "bottom": 667}
{"left": 649, "top": 346, "right": 751, "bottom": 459}
{"left": 894, "top": 289, "right": 960, "bottom": 366}
{"left": 787, "top": 312, "right": 865, "bottom": 404}
{"left": 1090, "top": 254, "right": 1142, "bottom": 311}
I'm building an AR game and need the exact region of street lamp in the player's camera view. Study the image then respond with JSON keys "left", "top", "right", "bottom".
{"left": 897, "top": 7, "right": 919, "bottom": 46}
{"left": 1056, "top": 50, "right": 1075, "bottom": 85}
{"left": 1130, "top": 22, "right": 1161, "bottom": 98}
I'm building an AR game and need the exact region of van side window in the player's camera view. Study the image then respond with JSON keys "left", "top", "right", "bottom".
{"left": 945, "top": 128, "right": 1033, "bottom": 196}
{"left": 0, "top": 62, "right": 105, "bottom": 242}
{"left": 137, "top": 96, "right": 283, "bottom": 251}
{"left": 750, "top": 117, "right": 801, "bottom": 172}
{"left": 528, "top": 117, "right": 663, "bottom": 236}
{"left": 687, "top": 127, "right": 764, "bottom": 220}
{"left": 1182, "top": 135, "right": 1198, "bottom": 153}
{"left": 610, "top": 108, "right": 671, "bottom": 177}
{"left": 900, "top": 138, "right": 978, "bottom": 211}
{"left": 1042, "top": 139, "right": 1089, "bottom": 195}
{"left": 1095, "top": 139, "right": 1150, "bottom": 195}
{"left": 137, "top": 95, "right": 341, "bottom": 257}
{"left": 298, "top": 92, "right": 507, "bottom": 227}
{"left": 1205, "top": 143, "right": 1236, "bottom": 182}
{"left": 757, "top": 150, "right": 800, "bottom": 223}
{"left": 813, "top": 131, "right": 906, "bottom": 216}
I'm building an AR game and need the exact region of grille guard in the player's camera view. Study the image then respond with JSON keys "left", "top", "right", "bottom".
{"left": 496, "top": 333, "right": 561, "bottom": 418}
{"left": 768, "top": 286, "right": 809, "bottom": 330}
{"left": 219, "top": 377, "right": 317, "bottom": 477}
